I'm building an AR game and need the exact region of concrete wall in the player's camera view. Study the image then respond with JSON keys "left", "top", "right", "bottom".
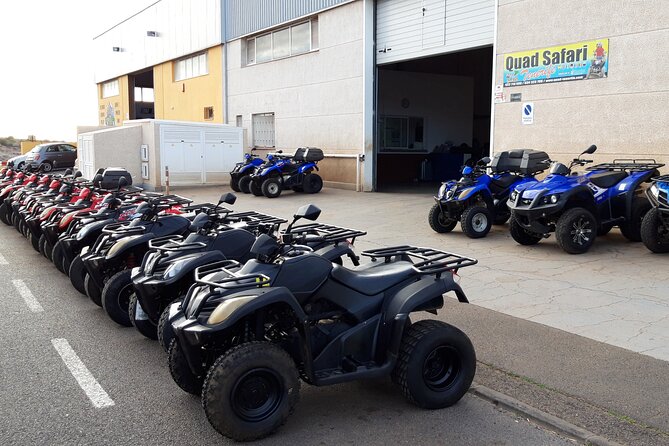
{"left": 153, "top": 45, "right": 224, "bottom": 123}
{"left": 493, "top": 0, "right": 669, "bottom": 165}
{"left": 87, "top": 125, "right": 143, "bottom": 185}
{"left": 226, "top": 1, "right": 364, "bottom": 187}
{"left": 378, "top": 70, "right": 473, "bottom": 151}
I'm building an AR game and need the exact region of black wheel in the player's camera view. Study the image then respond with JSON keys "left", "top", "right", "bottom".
{"left": 20, "top": 220, "right": 29, "bottom": 237}
{"left": 128, "top": 294, "right": 158, "bottom": 339}
{"left": 238, "top": 175, "right": 253, "bottom": 194}
{"left": 598, "top": 224, "right": 613, "bottom": 236}
{"left": 509, "top": 217, "right": 543, "bottom": 245}
{"left": 17, "top": 162, "right": 24, "bottom": 170}
{"left": 291, "top": 185, "right": 304, "bottom": 193}
{"left": 39, "top": 235, "right": 54, "bottom": 261}
{"left": 41, "top": 161, "right": 53, "bottom": 173}
{"left": 202, "top": 342, "right": 300, "bottom": 441}
{"left": 13, "top": 214, "right": 21, "bottom": 232}
{"left": 641, "top": 208, "right": 669, "bottom": 253}
{"left": 302, "top": 173, "right": 323, "bottom": 194}
{"left": 168, "top": 340, "right": 204, "bottom": 395}
{"left": 69, "top": 254, "right": 87, "bottom": 295}
{"left": 0, "top": 202, "right": 9, "bottom": 225}
{"left": 261, "top": 177, "right": 282, "bottom": 198}
{"left": 230, "top": 176, "right": 242, "bottom": 192}
{"left": 392, "top": 320, "right": 475, "bottom": 409}
{"left": 29, "top": 232, "right": 40, "bottom": 252}
{"left": 158, "top": 299, "right": 182, "bottom": 352}
{"left": 428, "top": 204, "right": 457, "bottom": 233}
{"left": 84, "top": 273, "right": 103, "bottom": 307}
{"left": 52, "top": 241, "right": 67, "bottom": 274}
{"left": 620, "top": 197, "right": 652, "bottom": 242}
{"left": 101, "top": 270, "right": 134, "bottom": 326}
{"left": 493, "top": 211, "right": 511, "bottom": 226}
{"left": 250, "top": 180, "right": 264, "bottom": 197}
{"left": 555, "top": 207, "right": 597, "bottom": 254}
{"left": 460, "top": 206, "right": 492, "bottom": 239}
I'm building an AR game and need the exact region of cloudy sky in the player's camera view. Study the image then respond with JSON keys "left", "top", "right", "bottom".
{"left": 0, "top": 0, "right": 156, "bottom": 141}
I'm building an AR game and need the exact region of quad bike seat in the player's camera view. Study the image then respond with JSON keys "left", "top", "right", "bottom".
{"left": 331, "top": 261, "right": 415, "bottom": 296}
{"left": 589, "top": 171, "right": 628, "bottom": 189}
{"left": 490, "top": 175, "right": 520, "bottom": 193}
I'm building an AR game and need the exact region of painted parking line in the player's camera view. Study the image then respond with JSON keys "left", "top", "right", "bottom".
{"left": 51, "top": 338, "right": 115, "bottom": 409}
{"left": 0, "top": 253, "right": 8, "bottom": 265}
{"left": 11, "top": 279, "right": 43, "bottom": 312}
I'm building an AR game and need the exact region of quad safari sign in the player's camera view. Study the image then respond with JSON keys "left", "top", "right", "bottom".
{"left": 503, "top": 39, "right": 609, "bottom": 86}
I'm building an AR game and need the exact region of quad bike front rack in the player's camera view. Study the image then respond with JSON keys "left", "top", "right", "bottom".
{"left": 361, "top": 245, "right": 478, "bottom": 278}
{"left": 193, "top": 260, "right": 271, "bottom": 291}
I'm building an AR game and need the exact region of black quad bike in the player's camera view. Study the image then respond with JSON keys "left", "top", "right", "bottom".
{"left": 152, "top": 206, "right": 366, "bottom": 350}
{"left": 641, "top": 175, "right": 669, "bottom": 253}
{"left": 168, "top": 204, "right": 478, "bottom": 441}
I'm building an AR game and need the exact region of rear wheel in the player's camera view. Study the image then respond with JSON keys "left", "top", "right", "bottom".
{"left": 168, "top": 340, "right": 204, "bottom": 395}
{"left": 261, "top": 177, "right": 282, "bottom": 198}
{"left": 555, "top": 207, "right": 597, "bottom": 254}
{"left": 41, "top": 161, "right": 53, "bottom": 173}
{"left": 428, "top": 204, "right": 457, "bottom": 233}
{"left": 84, "top": 273, "right": 102, "bottom": 307}
{"left": 128, "top": 294, "right": 158, "bottom": 339}
{"left": 640, "top": 208, "right": 669, "bottom": 253}
{"left": 598, "top": 224, "right": 613, "bottom": 236}
{"left": 202, "top": 342, "right": 300, "bottom": 441}
{"left": 302, "top": 173, "right": 323, "bottom": 194}
{"left": 509, "top": 217, "right": 543, "bottom": 245}
{"left": 101, "top": 270, "right": 133, "bottom": 326}
{"left": 392, "top": 320, "right": 475, "bottom": 409}
{"left": 238, "top": 176, "right": 253, "bottom": 194}
{"left": 250, "top": 180, "right": 264, "bottom": 197}
{"left": 620, "top": 197, "right": 651, "bottom": 242}
{"left": 460, "top": 206, "right": 492, "bottom": 239}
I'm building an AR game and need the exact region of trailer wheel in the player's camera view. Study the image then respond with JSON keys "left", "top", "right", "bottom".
{"left": 302, "top": 173, "right": 323, "bottom": 194}
{"left": 641, "top": 208, "right": 669, "bottom": 253}
{"left": 620, "top": 197, "right": 651, "bottom": 242}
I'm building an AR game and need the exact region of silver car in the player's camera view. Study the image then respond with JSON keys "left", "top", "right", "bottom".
{"left": 6, "top": 153, "right": 29, "bottom": 169}
{"left": 25, "top": 143, "right": 77, "bottom": 172}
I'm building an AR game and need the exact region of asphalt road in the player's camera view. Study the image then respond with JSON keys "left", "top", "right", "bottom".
{"left": 0, "top": 220, "right": 572, "bottom": 444}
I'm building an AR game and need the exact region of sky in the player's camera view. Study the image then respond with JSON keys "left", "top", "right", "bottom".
{"left": 0, "top": 0, "right": 157, "bottom": 142}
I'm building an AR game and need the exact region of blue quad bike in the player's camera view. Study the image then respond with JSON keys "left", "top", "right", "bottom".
{"left": 229, "top": 149, "right": 264, "bottom": 193}
{"left": 167, "top": 204, "right": 478, "bottom": 441}
{"left": 239, "top": 152, "right": 281, "bottom": 196}
{"left": 250, "top": 147, "right": 325, "bottom": 198}
{"left": 508, "top": 145, "right": 664, "bottom": 254}
{"left": 640, "top": 175, "right": 669, "bottom": 253}
{"left": 429, "top": 149, "right": 550, "bottom": 238}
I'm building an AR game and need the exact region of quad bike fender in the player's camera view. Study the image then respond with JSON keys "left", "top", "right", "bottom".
{"left": 457, "top": 185, "right": 494, "bottom": 207}
{"left": 159, "top": 251, "right": 226, "bottom": 284}
{"left": 298, "top": 163, "right": 318, "bottom": 174}
{"left": 105, "top": 233, "right": 154, "bottom": 260}
{"left": 314, "top": 243, "right": 360, "bottom": 266}
{"left": 620, "top": 169, "right": 659, "bottom": 216}
{"left": 384, "top": 275, "right": 467, "bottom": 324}
{"left": 259, "top": 164, "right": 282, "bottom": 177}
{"left": 76, "top": 218, "right": 115, "bottom": 243}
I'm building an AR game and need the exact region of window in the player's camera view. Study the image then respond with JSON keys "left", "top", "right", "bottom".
{"left": 134, "top": 87, "right": 154, "bottom": 102}
{"left": 380, "top": 116, "right": 425, "bottom": 151}
{"left": 59, "top": 144, "right": 76, "bottom": 152}
{"left": 174, "top": 52, "right": 208, "bottom": 81}
{"left": 102, "top": 79, "right": 119, "bottom": 98}
{"left": 252, "top": 113, "right": 275, "bottom": 148}
{"left": 245, "top": 19, "right": 317, "bottom": 65}
{"left": 46, "top": 146, "right": 60, "bottom": 153}
{"left": 236, "top": 115, "right": 243, "bottom": 127}
{"left": 204, "top": 107, "right": 214, "bottom": 120}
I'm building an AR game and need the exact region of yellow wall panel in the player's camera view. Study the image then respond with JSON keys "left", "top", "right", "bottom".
{"left": 97, "top": 75, "right": 131, "bottom": 127}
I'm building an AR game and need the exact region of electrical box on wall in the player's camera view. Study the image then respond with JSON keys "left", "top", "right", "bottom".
{"left": 140, "top": 144, "right": 149, "bottom": 161}
{"left": 141, "top": 162, "right": 149, "bottom": 180}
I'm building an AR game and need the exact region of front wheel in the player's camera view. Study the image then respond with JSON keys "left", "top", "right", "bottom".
{"left": 238, "top": 176, "right": 253, "bottom": 194}
{"left": 38, "top": 234, "right": 52, "bottom": 260}
{"left": 29, "top": 232, "right": 40, "bottom": 252}
{"left": 250, "top": 180, "right": 264, "bottom": 197}
{"left": 261, "top": 177, "right": 282, "bottom": 198}
{"left": 52, "top": 241, "right": 67, "bottom": 274}
{"left": 41, "top": 162, "right": 53, "bottom": 173}
{"left": 392, "top": 320, "right": 475, "bottom": 409}
{"left": 509, "top": 217, "right": 543, "bottom": 245}
{"left": 428, "top": 204, "right": 457, "bottom": 233}
{"left": 493, "top": 211, "right": 511, "bottom": 226}
{"left": 230, "top": 175, "right": 242, "bottom": 192}
{"left": 158, "top": 299, "right": 182, "bottom": 352}
{"left": 202, "top": 342, "right": 300, "bottom": 441}
{"left": 641, "top": 208, "right": 669, "bottom": 253}
{"left": 84, "top": 273, "right": 103, "bottom": 306}
{"left": 460, "top": 206, "right": 492, "bottom": 239}
{"left": 302, "top": 173, "right": 323, "bottom": 194}
{"left": 101, "top": 270, "right": 134, "bottom": 326}
{"left": 555, "top": 207, "right": 597, "bottom": 254}
{"left": 620, "top": 197, "right": 651, "bottom": 242}
{"left": 168, "top": 340, "right": 204, "bottom": 395}
{"left": 69, "top": 255, "right": 87, "bottom": 295}
{"left": 128, "top": 294, "right": 158, "bottom": 339}
{"left": 0, "top": 202, "right": 10, "bottom": 225}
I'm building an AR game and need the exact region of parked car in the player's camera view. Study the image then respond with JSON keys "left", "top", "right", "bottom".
{"left": 6, "top": 153, "right": 29, "bottom": 170}
{"left": 25, "top": 143, "right": 77, "bottom": 172}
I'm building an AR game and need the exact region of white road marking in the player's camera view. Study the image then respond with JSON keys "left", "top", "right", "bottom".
{"left": 0, "top": 253, "right": 8, "bottom": 265}
{"left": 11, "top": 279, "right": 43, "bottom": 312}
{"left": 51, "top": 338, "right": 115, "bottom": 409}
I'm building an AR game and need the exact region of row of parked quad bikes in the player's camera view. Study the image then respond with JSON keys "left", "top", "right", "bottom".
{"left": 0, "top": 164, "right": 479, "bottom": 441}
{"left": 428, "top": 144, "right": 669, "bottom": 254}
{"left": 229, "top": 147, "right": 325, "bottom": 198}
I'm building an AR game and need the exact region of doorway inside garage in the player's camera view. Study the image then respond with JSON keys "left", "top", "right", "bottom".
{"left": 129, "top": 69, "right": 155, "bottom": 120}
{"left": 375, "top": 46, "right": 492, "bottom": 192}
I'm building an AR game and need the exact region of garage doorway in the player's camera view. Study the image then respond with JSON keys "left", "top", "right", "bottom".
{"left": 376, "top": 46, "right": 492, "bottom": 192}
{"left": 129, "top": 69, "right": 155, "bottom": 120}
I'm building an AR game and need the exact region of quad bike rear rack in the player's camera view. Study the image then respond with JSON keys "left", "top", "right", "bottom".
{"left": 361, "top": 245, "right": 478, "bottom": 278}
{"left": 587, "top": 159, "right": 665, "bottom": 172}
{"left": 101, "top": 222, "right": 146, "bottom": 235}
{"left": 287, "top": 223, "right": 366, "bottom": 245}
{"left": 651, "top": 174, "right": 669, "bottom": 183}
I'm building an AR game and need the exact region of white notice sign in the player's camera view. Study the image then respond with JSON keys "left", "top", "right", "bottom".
{"left": 522, "top": 102, "right": 534, "bottom": 125}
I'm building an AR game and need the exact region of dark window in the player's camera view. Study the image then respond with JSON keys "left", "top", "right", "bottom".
{"left": 46, "top": 146, "right": 60, "bottom": 153}
{"left": 204, "top": 107, "right": 214, "bottom": 120}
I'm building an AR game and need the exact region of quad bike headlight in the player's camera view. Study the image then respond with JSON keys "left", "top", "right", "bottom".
{"left": 510, "top": 190, "right": 518, "bottom": 201}
{"left": 163, "top": 260, "right": 188, "bottom": 279}
{"left": 650, "top": 184, "right": 659, "bottom": 198}
{"left": 437, "top": 184, "right": 447, "bottom": 199}
{"left": 207, "top": 295, "right": 256, "bottom": 325}
{"left": 550, "top": 194, "right": 560, "bottom": 204}
{"left": 539, "top": 194, "right": 560, "bottom": 205}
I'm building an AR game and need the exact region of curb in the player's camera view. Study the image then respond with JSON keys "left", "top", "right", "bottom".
{"left": 470, "top": 384, "right": 624, "bottom": 446}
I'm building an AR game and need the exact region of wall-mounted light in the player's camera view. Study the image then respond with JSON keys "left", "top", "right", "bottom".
{"left": 146, "top": 31, "right": 158, "bottom": 37}
{"left": 112, "top": 47, "right": 122, "bottom": 52}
